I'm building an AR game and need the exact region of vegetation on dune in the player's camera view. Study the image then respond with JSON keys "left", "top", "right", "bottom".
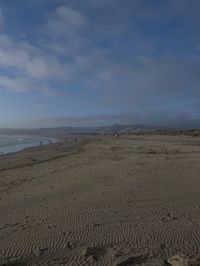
{"left": 128, "top": 129, "right": 200, "bottom": 137}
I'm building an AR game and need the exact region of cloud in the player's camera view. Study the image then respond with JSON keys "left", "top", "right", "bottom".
{"left": 0, "top": 33, "right": 73, "bottom": 93}
{"left": 0, "top": 76, "right": 30, "bottom": 92}
{"left": 44, "top": 6, "right": 88, "bottom": 38}
{"left": 0, "top": 34, "right": 67, "bottom": 78}
{"left": 0, "top": 5, "right": 91, "bottom": 93}
{"left": 0, "top": 75, "right": 54, "bottom": 95}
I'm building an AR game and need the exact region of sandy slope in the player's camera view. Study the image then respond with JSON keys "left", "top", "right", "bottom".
{"left": 1, "top": 136, "right": 200, "bottom": 265}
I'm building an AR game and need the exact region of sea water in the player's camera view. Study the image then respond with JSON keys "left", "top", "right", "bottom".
{"left": 0, "top": 135, "right": 55, "bottom": 154}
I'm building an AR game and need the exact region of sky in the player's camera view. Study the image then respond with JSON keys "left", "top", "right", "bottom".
{"left": 0, "top": 0, "right": 200, "bottom": 128}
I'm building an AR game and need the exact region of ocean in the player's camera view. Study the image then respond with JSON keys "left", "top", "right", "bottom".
{"left": 0, "top": 135, "right": 56, "bottom": 155}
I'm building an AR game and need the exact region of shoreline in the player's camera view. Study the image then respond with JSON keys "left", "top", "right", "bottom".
{"left": 0, "top": 135, "right": 61, "bottom": 155}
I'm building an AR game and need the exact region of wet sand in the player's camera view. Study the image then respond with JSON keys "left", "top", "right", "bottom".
{"left": 1, "top": 136, "right": 200, "bottom": 265}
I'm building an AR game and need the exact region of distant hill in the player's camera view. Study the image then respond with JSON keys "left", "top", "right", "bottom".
{"left": 0, "top": 124, "right": 171, "bottom": 138}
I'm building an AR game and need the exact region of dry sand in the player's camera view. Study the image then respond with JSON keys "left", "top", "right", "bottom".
{"left": 1, "top": 135, "right": 200, "bottom": 265}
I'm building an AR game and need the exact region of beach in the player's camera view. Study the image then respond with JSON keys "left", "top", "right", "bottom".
{"left": 1, "top": 135, "right": 200, "bottom": 265}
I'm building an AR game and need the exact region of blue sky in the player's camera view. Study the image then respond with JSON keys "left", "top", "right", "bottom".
{"left": 0, "top": 0, "right": 200, "bottom": 128}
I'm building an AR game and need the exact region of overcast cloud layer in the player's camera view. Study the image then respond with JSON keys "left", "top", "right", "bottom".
{"left": 0, "top": 0, "right": 200, "bottom": 128}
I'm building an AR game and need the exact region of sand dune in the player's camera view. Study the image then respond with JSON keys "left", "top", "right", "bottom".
{"left": 1, "top": 136, "right": 200, "bottom": 265}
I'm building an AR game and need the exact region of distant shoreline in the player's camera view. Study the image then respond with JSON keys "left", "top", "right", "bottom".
{"left": 0, "top": 135, "right": 60, "bottom": 155}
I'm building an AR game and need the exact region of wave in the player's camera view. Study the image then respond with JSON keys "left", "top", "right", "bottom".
{"left": 0, "top": 135, "right": 57, "bottom": 154}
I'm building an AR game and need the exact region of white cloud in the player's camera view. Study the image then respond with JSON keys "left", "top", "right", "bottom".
{"left": 0, "top": 5, "right": 93, "bottom": 94}
{"left": 0, "top": 35, "right": 63, "bottom": 79}
{"left": 0, "top": 76, "right": 31, "bottom": 92}
{"left": 0, "top": 33, "right": 72, "bottom": 93}
{"left": 0, "top": 75, "right": 54, "bottom": 95}
{"left": 44, "top": 6, "right": 88, "bottom": 38}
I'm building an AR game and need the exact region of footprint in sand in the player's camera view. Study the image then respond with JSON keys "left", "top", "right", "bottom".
{"left": 116, "top": 255, "right": 147, "bottom": 266}
{"left": 84, "top": 246, "right": 106, "bottom": 261}
{"left": 0, "top": 256, "right": 26, "bottom": 266}
{"left": 93, "top": 223, "right": 102, "bottom": 227}
{"left": 162, "top": 213, "right": 178, "bottom": 222}
{"left": 33, "top": 248, "right": 48, "bottom": 258}
{"left": 167, "top": 254, "right": 200, "bottom": 266}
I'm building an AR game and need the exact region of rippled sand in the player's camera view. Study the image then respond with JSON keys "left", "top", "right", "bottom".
{"left": 1, "top": 136, "right": 200, "bottom": 265}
